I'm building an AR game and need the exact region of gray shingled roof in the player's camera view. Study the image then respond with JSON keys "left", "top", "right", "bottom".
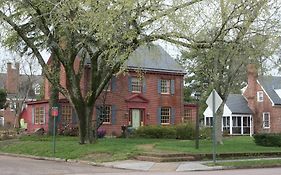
{"left": 126, "top": 44, "right": 185, "bottom": 74}
{"left": 226, "top": 94, "right": 253, "bottom": 114}
{"left": 258, "top": 76, "right": 281, "bottom": 105}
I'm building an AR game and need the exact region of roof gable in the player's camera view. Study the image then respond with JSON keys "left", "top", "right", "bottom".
{"left": 258, "top": 76, "right": 281, "bottom": 105}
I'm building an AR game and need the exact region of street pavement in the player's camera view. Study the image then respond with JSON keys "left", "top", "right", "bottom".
{"left": 1, "top": 153, "right": 281, "bottom": 174}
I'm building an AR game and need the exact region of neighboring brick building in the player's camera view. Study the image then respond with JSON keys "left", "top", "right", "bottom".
{"left": 243, "top": 64, "right": 281, "bottom": 134}
{"left": 0, "top": 62, "right": 42, "bottom": 128}
{"left": 22, "top": 44, "right": 198, "bottom": 135}
{"left": 203, "top": 64, "right": 281, "bottom": 136}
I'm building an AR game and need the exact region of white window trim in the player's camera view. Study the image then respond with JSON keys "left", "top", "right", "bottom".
{"left": 263, "top": 112, "right": 270, "bottom": 129}
{"left": 161, "top": 79, "right": 170, "bottom": 94}
{"left": 257, "top": 91, "right": 264, "bottom": 102}
{"left": 131, "top": 77, "right": 142, "bottom": 93}
{"left": 161, "top": 107, "right": 171, "bottom": 125}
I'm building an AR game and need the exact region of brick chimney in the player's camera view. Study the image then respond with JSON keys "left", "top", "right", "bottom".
{"left": 5, "top": 62, "right": 19, "bottom": 94}
{"left": 244, "top": 64, "right": 258, "bottom": 116}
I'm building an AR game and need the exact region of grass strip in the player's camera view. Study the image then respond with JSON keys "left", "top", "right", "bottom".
{"left": 207, "top": 159, "right": 281, "bottom": 168}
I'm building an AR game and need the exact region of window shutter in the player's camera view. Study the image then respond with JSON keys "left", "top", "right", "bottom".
{"left": 171, "top": 80, "right": 175, "bottom": 95}
{"left": 128, "top": 76, "right": 132, "bottom": 92}
{"left": 111, "top": 105, "right": 116, "bottom": 125}
{"left": 157, "top": 107, "right": 161, "bottom": 125}
{"left": 32, "top": 106, "right": 35, "bottom": 124}
{"left": 111, "top": 76, "right": 117, "bottom": 91}
{"left": 171, "top": 108, "right": 175, "bottom": 124}
{"left": 72, "top": 108, "right": 78, "bottom": 124}
{"left": 142, "top": 79, "right": 146, "bottom": 93}
{"left": 157, "top": 79, "right": 161, "bottom": 94}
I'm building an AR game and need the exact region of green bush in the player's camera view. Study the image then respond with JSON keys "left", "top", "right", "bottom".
{"left": 253, "top": 133, "right": 281, "bottom": 147}
{"left": 175, "top": 123, "right": 195, "bottom": 140}
{"left": 200, "top": 127, "right": 212, "bottom": 139}
{"left": 134, "top": 125, "right": 176, "bottom": 139}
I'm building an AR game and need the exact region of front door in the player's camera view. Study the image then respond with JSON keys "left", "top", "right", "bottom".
{"left": 132, "top": 109, "right": 141, "bottom": 129}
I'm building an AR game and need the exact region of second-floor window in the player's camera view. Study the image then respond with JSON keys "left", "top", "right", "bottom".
{"left": 131, "top": 77, "right": 142, "bottom": 93}
{"left": 161, "top": 80, "right": 170, "bottom": 94}
{"left": 257, "top": 91, "right": 264, "bottom": 102}
{"left": 35, "top": 106, "right": 45, "bottom": 124}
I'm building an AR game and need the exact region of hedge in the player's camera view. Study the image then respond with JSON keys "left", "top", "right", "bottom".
{"left": 132, "top": 124, "right": 211, "bottom": 140}
{"left": 253, "top": 133, "right": 281, "bottom": 147}
{"left": 133, "top": 125, "right": 176, "bottom": 139}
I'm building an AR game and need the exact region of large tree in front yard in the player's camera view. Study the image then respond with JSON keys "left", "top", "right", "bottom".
{"left": 179, "top": 0, "right": 281, "bottom": 143}
{"left": 0, "top": 0, "right": 208, "bottom": 144}
{"left": 1, "top": 0, "right": 279, "bottom": 144}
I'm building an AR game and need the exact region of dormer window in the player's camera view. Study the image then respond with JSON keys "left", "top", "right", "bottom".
{"left": 257, "top": 91, "right": 263, "bottom": 102}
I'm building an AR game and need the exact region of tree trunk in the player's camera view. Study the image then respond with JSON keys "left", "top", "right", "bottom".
{"left": 76, "top": 105, "right": 94, "bottom": 144}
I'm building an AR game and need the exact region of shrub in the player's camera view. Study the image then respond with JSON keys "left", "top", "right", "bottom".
{"left": 253, "top": 133, "right": 281, "bottom": 147}
{"left": 134, "top": 125, "right": 176, "bottom": 139}
{"left": 58, "top": 126, "right": 79, "bottom": 136}
{"left": 175, "top": 123, "right": 195, "bottom": 140}
{"left": 200, "top": 127, "right": 212, "bottom": 139}
{"left": 97, "top": 128, "right": 106, "bottom": 138}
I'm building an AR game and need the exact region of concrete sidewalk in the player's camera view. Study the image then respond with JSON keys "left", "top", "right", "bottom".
{"left": 102, "top": 160, "right": 223, "bottom": 172}
{"left": 101, "top": 157, "right": 281, "bottom": 172}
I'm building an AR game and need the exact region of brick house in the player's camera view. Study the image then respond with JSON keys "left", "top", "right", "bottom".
{"left": 243, "top": 64, "right": 281, "bottom": 134}
{"left": 0, "top": 63, "right": 42, "bottom": 128}
{"left": 204, "top": 64, "right": 281, "bottom": 136}
{"left": 21, "top": 44, "right": 198, "bottom": 135}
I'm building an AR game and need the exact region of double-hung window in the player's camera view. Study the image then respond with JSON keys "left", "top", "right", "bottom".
{"left": 161, "top": 80, "right": 170, "bottom": 94}
{"left": 35, "top": 106, "right": 45, "bottom": 124}
{"left": 131, "top": 77, "right": 142, "bottom": 93}
{"left": 99, "top": 105, "right": 111, "bottom": 124}
{"left": 263, "top": 112, "right": 270, "bottom": 128}
{"left": 183, "top": 109, "right": 192, "bottom": 122}
{"left": 161, "top": 107, "right": 171, "bottom": 124}
{"left": 61, "top": 105, "right": 72, "bottom": 124}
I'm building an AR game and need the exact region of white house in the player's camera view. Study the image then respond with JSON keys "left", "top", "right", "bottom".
{"left": 204, "top": 94, "right": 253, "bottom": 136}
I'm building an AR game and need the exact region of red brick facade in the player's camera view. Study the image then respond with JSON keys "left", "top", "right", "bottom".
{"left": 23, "top": 46, "right": 198, "bottom": 135}
{"left": 94, "top": 71, "right": 185, "bottom": 135}
{"left": 243, "top": 64, "right": 281, "bottom": 134}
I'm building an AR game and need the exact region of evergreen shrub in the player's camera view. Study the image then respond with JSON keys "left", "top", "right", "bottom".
{"left": 253, "top": 133, "right": 281, "bottom": 147}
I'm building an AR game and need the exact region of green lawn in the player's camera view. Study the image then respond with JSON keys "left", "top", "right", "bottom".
{"left": 155, "top": 136, "right": 281, "bottom": 153}
{"left": 0, "top": 136, "right": 280, "bottom": 162}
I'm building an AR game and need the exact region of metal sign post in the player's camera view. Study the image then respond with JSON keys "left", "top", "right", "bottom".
{"left": 206, "top": 90, "right": 222, "bottom": 163}
{"left": 51, "top": 107, "right": 59, "bottom": 157}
